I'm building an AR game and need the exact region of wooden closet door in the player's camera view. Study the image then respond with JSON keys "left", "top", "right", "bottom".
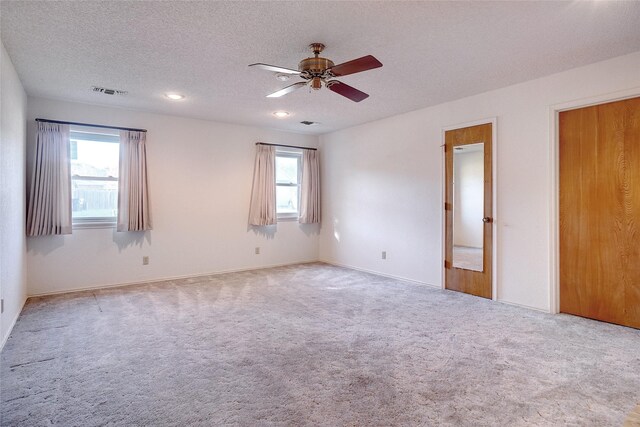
{"left": 559, "top": 96, "right": 640, "bottom": 329}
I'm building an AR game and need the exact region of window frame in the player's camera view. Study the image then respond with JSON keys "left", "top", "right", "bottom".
{"left": 275, "top": 149, "right": 302, "bottom": 221}
{"left": 69, "top": 127, "right": 120, "bottom": 229}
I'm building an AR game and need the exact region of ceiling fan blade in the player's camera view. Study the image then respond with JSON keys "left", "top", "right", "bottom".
{"left": 328, "top": 55, "right": 382, "bottom": 77}
{"left": 249, "top": 63, "right": 301, "bottom": 75}
{"left": 266, "top": 81, "right": 307, "bottom": 98}
{"left": 327, "top": 81, "right": 369, "bottom": 102}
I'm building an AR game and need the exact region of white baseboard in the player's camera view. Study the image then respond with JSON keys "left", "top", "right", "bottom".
{"left": 497, "top": 298, "right": 551, "bottom": 313}
{"left": 319, "top": 259, "right": 440, "bottom": 289}
{"left": 1, "top": 296, "right": 27, "bottom": 352}
{"left": 320, "top": 259, "right": 551, "bottom": 314}
{"left": 25, "top": 259, "right": 550, "bottom": 329}
{"left": 28, "top": 260, "right": 321, "bottom": 298}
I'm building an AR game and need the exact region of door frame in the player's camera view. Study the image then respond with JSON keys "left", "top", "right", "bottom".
{"left": 441, "top": 117, "right": 498, "bottom": 301}
{"left": 549, "top": 87, "right": 640, "bottom": 314}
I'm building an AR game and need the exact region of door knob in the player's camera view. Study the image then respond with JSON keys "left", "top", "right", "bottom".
{"left": 482, "top": 217, "right": 492, "bottom": 223}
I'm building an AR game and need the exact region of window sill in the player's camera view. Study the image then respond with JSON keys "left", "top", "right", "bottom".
{"left": 277, "top": 215, "right": 299, "bottom": 222}
{"left": 73, "top": 221, "right": 117, "bottom": 230}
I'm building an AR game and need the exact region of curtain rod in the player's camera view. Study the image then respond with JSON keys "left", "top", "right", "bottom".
{"left": 256, "top": 142, "right": 316, "bottom": 151}
{"left": 36, "top": 118, "right": 147, "bottom": 133}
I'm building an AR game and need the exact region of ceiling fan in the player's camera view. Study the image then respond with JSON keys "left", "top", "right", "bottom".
{"left": 249, "top": 43, "right": 382, "bottom": 102}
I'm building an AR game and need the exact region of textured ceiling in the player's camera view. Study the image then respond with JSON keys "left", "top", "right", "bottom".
{"left": 2, "top": 1, "right": 640, "bottom": 135}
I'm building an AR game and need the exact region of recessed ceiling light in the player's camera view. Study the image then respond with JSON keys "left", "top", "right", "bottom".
{"left": 165, "top": 93, "right": 185, "bottom": 100}
{"left": 275, "top": 73, "right": 291, "bottom": 82}
{"left": 273, "top": 111, "right": 290, "bottom": 118}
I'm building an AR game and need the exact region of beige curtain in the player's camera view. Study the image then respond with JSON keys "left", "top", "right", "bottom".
{"left": 248, "top": 145, "right": 276, "bottom": 226}
{"left": 299, "top": 149, "right": 320, "bottom": 224}
{"left": 26, "top": 122, "right": 72, "bottom": 236}
{"left": 117, "top": 130, "right": 152, "bottom": 232}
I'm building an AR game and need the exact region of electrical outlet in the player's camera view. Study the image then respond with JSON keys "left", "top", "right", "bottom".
{"left": 255, "top": 247, "right": 260, "bottom": 255}
{"left": 382, "top": 251, "right": 387, "bottom": 260}
{"left": 142, "top": 256, "right": 149, "bottom": 265}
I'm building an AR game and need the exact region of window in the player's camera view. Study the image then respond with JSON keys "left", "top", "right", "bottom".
{"left": 275, "top": 151, "right": 302, "bottom": 219}
{"left": 70, "top": 127, "right": 120, "bottom": 226}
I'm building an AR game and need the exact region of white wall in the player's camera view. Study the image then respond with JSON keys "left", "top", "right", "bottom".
{"left": 319, "top": 50, "right": 640, "bottom": 312}
{"left": 453, "top": 150, "right": 484, "bottom": 248}
{"left": 0, "top": 41, "right": 28, "bottom": 346}
{"left": 26, "top": 98, "right": 320, "bottom": 295}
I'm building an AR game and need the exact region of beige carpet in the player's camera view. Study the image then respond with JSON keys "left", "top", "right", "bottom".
{"left": 1, "top": 263, "right": 639, "bottom": 426}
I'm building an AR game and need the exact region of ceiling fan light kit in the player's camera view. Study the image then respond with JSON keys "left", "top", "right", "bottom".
{"left": 249, "top": 43, "right": 382, "bottom": 102}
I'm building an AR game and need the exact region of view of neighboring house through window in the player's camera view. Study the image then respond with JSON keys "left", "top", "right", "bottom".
{"left": 70, "top": 127, "right": 119, "bottom": 224}
{"left": 275, "top": 151, "right": 301, "bottom": 219}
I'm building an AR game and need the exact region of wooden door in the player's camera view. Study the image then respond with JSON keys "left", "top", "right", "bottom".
{"left": 559, "top": 97, "right": 640, "bottom": 329}
{"left": 445, "top": 123, "right": 493, "bottom": 299}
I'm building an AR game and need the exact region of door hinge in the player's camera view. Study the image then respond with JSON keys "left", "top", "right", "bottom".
{"left": 444, "top": 202, "right": 452, "bottom": 211}
{"left": 444, "top": 260, "right": 450, "bottom": 269}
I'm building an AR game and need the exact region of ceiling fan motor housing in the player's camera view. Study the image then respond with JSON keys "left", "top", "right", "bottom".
{"left": 298, "top": 42, "right": 334, "bottom": 89}
{"left": 298, "top": 57, "right": 335, "bottom": 76}
{"left": 299, "top": 57, "right": 334, "bottom": 90}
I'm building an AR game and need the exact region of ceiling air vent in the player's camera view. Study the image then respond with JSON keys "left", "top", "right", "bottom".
{"left": 91, "top": 86, "right": 128, "bottom": 96}
{"left": 300, "top": 121, "right": 319, "bottom": 126}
